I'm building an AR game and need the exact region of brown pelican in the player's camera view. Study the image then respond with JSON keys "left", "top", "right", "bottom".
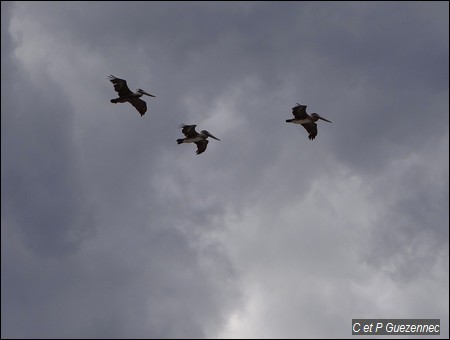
{"left": 108, "top": 75, "right": 155, "bottom": 116}
{"left": 177, "top": 124, "right": 220, "bottom": 155}
{"left": 286, "top": 103, "right": 331, "bottom": 140}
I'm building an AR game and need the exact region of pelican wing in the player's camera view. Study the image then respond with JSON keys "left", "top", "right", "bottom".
{"left": 109, "top": 75, "right": 133, "bottom": 97}
{"left": 301, "top": 122, "right": 318, "bottom": 140}
{"left": 127, "top": 97, "right": 147, "bottom": 116}
{"left": 179, "top": 124, "right": 199, "bottom": 138}
{"left": 292, "top": 104, "right": 308, "bottom": 119}
{"left": 195, "top": 140, "right": 209, "bottom": 155}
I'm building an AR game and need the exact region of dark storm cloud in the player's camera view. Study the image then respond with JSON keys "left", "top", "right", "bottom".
{"left": 2, "top": 219, "right": 238, "bottom": 338}
{"left": 2, "top": 2, "right": 240, "bottom": 338}
{"left": 1, "top": 4, "right": 95, "bottom": 257}
{"left": 2, "top": 1, "right": 448, "bottom": 339}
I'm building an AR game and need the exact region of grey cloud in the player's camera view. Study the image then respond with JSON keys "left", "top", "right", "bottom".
{"left": 2, "top": 51, "right": 93, "bottom": 256}
{"left": 2, "top": 2, "right": 448, "bottom": 339}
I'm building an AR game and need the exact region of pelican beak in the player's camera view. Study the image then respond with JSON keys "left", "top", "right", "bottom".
{"left": 318, "top": 115, "right": 332, "bottom": 123}
{"left": 206, "top": 132, "right": 220, "bottom": 141}
{"left": 141, "top": 90, "right": 155, "bottom": 97}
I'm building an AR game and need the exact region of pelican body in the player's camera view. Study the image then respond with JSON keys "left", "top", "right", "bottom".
{"left": 286, "top": 103, "right": 331, "bottom": 140}
{"left": 108, "top": 75, "right": 155, "bottom": 116}
{"left": 177, "top": 124, "right": 220, "bottom": 155}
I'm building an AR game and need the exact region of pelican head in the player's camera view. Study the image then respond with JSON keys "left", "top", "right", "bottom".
{"left": 311, "top": 113, "right": 331, "bottom": 123}
{"left": 136, "top": 89, "right": 156, "bottom": 97}
{"left": 201, "top": 130, "right": 220, "bottom": 141}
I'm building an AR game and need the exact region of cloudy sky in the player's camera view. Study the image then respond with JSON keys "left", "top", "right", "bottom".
{"left": 1, "top": 1, "right": 449, "bottom": 338}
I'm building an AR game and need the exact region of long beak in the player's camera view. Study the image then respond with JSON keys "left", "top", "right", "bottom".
{"left": 141, "top": 90, "right": 156, "bottom": 97}
{"left": 318, "top": 115, "right": 332, "bottom": 123}
{"left": 206, "top": 132, "right": 220, "bottom": 141}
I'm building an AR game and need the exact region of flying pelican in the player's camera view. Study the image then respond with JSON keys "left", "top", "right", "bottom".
{"left": 108, "top": 75, "right": 155, "bottom": 116}
{"left": 177, "top": 124, "right": 220, "bottom": 155}
{"left": 286, "top": 103, "right": 331, "bottom": 140}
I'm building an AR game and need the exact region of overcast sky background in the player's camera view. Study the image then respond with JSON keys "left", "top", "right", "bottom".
{"left": 1, "top": 1, "right": 449, "bottom": 338}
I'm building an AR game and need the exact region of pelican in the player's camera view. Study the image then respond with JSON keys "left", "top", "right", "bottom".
{"left": 108, "top": 75, "right": 155, "bottom": 116}
{"left": 286, "top": 103, "right": 331, "bottom": 140}
{"left": 177, "top": 124, "right": 220, "bottom": 155}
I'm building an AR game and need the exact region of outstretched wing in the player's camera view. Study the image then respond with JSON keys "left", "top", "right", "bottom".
{"left": 108, "top": 75, "right": 133, "bottom": 97}
{"left": 179, "top": 124, "right": 198, "bottom": 138}
{"left": 195, "top": 140, "right": 209, "bottom": 155}
{"left": 292, "top": 104, "right": 308, "bottom": 119}
{"left": 128, "top": 97, "right": 147, "bottom": 116}
{"left": 301, "top": 122, "right": 318, "bottom": 140}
